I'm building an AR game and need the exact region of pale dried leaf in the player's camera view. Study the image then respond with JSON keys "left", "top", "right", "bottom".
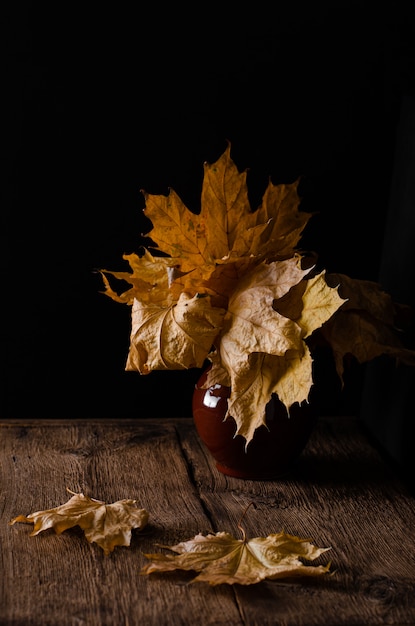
{"left": 297, "top": 271, "right": 346, "bottom": 338}
{"left": 126, "top": 292, "right": 226, "bottom": 373}
{"left": 141, "top": 530, "right": 331, "bottom": 585}
{"left": 225, "top": 258, "right": 310, "bottom": 359}
{"left": 9, "top": 490, "right": 149, "bottom": 555}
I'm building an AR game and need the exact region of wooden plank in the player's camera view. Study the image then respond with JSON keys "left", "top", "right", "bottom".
{"left": 177, "top": 416, "right": 415, "bottom": 625}
{"left": 0, "top": 420, "right": 242, "bottom": 626}
{"left": 2, "top": 417, "right": 415, "bottom": 626}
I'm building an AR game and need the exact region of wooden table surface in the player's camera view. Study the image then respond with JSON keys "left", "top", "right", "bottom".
{"left": 1, "top": 416, "right": 415, "bottom": 626}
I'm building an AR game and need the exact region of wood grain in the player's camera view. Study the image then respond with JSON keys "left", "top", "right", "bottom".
{"left": 1, "top": 417, "right": 415, "bottom": 625}
{"left": 178, "top": 417, "right": 415, "bottom": 625}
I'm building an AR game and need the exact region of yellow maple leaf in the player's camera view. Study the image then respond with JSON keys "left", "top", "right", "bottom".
{"left": 143, "top": 143, "right": 311, "bottom": 271}
{"left": 143, "top": 187, "right": 211, "bottom": 271}
{"left": 235, "top": 177, "right": 314, "bottom": 260}
{"left": 224, "top": 258, "right": 309, "bottom": 361}
{"left": 126, "top": 292, "right": 226, "bottom": 374}
{"left": 296, "top": 271, "right": 345, "bottom": 338}
{"left": 141, "top": 529, "right": 331, "bottom": 586}
{"left": 100, "top": 249, "right": 187, "bottom": 306}
{"left": 9, "top": 489, "right": 149, "bottom": 555}
{"left": 204, "top": 264, "right": 345, "bottom": 442}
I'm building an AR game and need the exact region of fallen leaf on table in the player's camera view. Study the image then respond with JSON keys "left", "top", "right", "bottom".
{"left": 10, "top": 488, "right": 149, "bottom": 555}
{"left": 141, "top": 529, "right": 331, "bottom": 585}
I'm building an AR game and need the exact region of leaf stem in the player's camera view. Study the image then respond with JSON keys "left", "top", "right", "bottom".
{"left": 237, "top": 501, "right": 256, "bottom": 541}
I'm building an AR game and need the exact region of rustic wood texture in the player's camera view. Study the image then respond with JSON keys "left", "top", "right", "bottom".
{"left": 1, "top": 417, "right": 415, "bottom": 626}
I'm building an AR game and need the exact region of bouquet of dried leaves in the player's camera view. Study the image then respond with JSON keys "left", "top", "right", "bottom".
{"left": 100, "top": 143, "right": 415, "bottom": 445}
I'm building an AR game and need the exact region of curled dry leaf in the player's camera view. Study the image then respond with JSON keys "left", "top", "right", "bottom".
{"left": 211, "top": 264, "right": 345, "bottom": 441}
{"left": 141, "top": 529, "right": 331, "bottom": 586}
{"left": 315, "top": 273, "right": 415, "bottom": 381}
{"left": 9, "top": 489, "right": 149, "bottom": 555}
{"left": 126, "top": 292, "right": 226, "bottom": 373}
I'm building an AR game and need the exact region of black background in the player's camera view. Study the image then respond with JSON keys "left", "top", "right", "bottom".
{"left": 4, "top": 2, "right": 414, "bottom": 419}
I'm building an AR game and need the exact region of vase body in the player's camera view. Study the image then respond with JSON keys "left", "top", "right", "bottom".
{"left": 192, "top": 369, "right": 317, "bottom": 479}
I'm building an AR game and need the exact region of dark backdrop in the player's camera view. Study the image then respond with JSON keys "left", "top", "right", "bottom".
{"left": 4, "top": 2, "right": 414, "bottom": 420}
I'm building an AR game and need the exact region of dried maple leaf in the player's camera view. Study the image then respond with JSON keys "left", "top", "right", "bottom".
{"left": 102, "top": 145, "right": 311, "bottom": 310}
{"left": 314, "top": 273, "right": 415, "bottom": 382}
{"left": 205, "top": 265, "right": 345, "bottom": 442}
{"left": 9, "top": 489, "right": 149, "bottom": 555}
{"left": 143, "top": 145, "right": 311, "bottom": 270}
{"left": 141, "top": 529, "right": 331, "bottom": 586}
{"left": 126, "top": 292, "right": 226, "bottom": 374}
{"left": 101, "top": 142, "right": 415, "bottom": 445}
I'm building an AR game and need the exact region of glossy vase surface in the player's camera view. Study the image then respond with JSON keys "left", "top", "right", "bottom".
{"left": 192, "top": 369, "right": 317, "bottom": 479}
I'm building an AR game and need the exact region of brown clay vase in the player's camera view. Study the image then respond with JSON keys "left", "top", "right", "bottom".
{"left": 192, "top": 368, "right": 317, "bottom": 479}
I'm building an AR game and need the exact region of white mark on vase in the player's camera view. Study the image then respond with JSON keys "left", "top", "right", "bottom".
{"left": 203, "top": 384, "right": 222, "bottom": 408}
